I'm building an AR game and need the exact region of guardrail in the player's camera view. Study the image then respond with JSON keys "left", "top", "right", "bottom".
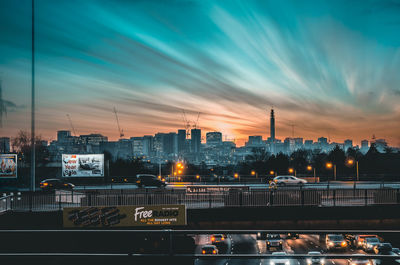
{"left": 4, "top": 188, "right": 400, "bottom": 212}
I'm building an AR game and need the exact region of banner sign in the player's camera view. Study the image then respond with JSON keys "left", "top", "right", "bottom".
{"left": 186, "top": 185, "right": 249, "bottom": 193}
{"left": 63, "top": 205, "right": 186, "bottom": 228}
{"left": 62, "top": 154, "right": 104, "bottom": 177}
{"left": 0, "top": 154, "right": 17, "bottom": 178}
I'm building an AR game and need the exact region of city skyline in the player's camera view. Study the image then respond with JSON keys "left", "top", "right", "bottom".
{"left": 1, "top": 0, "right": 400, "bottom": 146}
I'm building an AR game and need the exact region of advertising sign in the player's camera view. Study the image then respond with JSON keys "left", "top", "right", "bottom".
{"left": 63, "top": 205, "right": 186, "bottom": 228}
{"left": 62, "top": 154, "right": 104, "bottom": 177}
{"left": 0, "top": 154, "right": 17, "bottom": 178}
{"left": 186, "top": 185, "right": 249, "bottom": 193}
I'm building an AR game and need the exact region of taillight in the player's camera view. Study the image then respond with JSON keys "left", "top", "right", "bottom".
{"left": 202, "top": 250, "right": 205, "bottom": 254}
{"left": 43, "top": 183, "right": 48, "bottom": 186}
{"left": 213, "top": 250, "right": 216, "bottom": 254}
{"left": 221, "top": 237, "right": 224, "bottom": 241}
{"left": 211, "top": 236, "right": 215, "bottom": 241}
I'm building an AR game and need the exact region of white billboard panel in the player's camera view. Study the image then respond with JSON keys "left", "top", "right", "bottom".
{"left": 0, "top": 154, "right": 17, "bottom": 178}
{"left": 62, "top": 154, "right": 104, "bottom": 177}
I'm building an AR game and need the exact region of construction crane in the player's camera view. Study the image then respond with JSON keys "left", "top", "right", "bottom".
{"left": 66, "top": 114, "right": 77, "bottom": 136}
{"left": 192, "top": 112, "right": 201, "bottom": 129}
{"left": 113, "top": 107, "right": 124, "bottom": 138}
{"left": 181, "top": 109, "right": 191, "bottom": 138}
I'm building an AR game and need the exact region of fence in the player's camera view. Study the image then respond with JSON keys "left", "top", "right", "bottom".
{"left": 3, "top": 187, "right": 400, "bottom": 212}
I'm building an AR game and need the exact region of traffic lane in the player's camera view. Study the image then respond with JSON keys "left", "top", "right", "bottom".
{"left": 70, "top": 182, "right": 400, "bottom": 191}
{"left": 292, "top": 235, "right": 366, "bottom": 265}
{"left": 195, "top": 234, "right": 230, "bottom": 265}
{"left": 229, "top": 234, "right": 261, "bottom": 265}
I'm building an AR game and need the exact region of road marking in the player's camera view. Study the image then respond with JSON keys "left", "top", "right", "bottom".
{"left": 332, "top": 262, "right": 336, "bottom": 265}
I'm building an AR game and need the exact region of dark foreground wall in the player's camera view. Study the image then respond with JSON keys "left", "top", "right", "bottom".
{"left": 1, "top": 205, "right": 400, "bottom": 230}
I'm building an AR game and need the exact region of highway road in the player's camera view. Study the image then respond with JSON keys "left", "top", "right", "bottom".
{"left": 194, "top": 234, "right": 399, "bottom": 265}
{"left": 71, "top": 181, "right": 400, "bottom": 191}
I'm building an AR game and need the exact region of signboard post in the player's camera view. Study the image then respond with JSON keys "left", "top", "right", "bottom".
{"left": 62, "top": 154, "right": 104, "bottom": 177}
{"left": 0, "top": 154, "right": 17, "bottom": 178}
{"left": 63, "top": 205, "right": 186, "bottom": 228}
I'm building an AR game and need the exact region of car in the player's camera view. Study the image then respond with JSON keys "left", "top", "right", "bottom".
{"left": 257, "top": 232, "right": 268, "bottom": 240}
{"left": 362, "top": 237, "right": 381, "bottom": 252}
{"left": 211, "top": 234, "right": 226, "bottom": 244}
{"left": 271, "top": 176, "right": 307, "bottom": 186}
{"left": 39, "top": 179, "right": 75, "bottom": 191}
{"left": 348, "top": 254, "right": 373, "bottom": 265}
{"left": 287, "top": 233, "right": 300, "bottom": 239}
{"left": 201, "top": 245, "right": 218, "bottom": 254}
{"left": 307, "top": 251, "right": 325, "bottom": 265}
{"left": 269, "top": 252, "right": 290, "bottom": 265}
{"left": 353, "top": 235, "right": 379, "bottom": 249}
{"left": 326, "top": 234, "right": 348, "bottom": 251}
{"left": 266, "top": 234, "right": 284, "bottom": 251}
{"left": 392, "top": 248, "right": 400, "bottom": 255}
{"left": 373, "top": 243, "right": 393, "bottom": 254}
{"left": 136, "top": 174, "right": 166, "bottom": 188}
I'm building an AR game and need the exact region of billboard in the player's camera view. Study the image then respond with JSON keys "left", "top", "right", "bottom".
{"left": 0, "top": 154, "right": 17, "bottom": 178}
{"left": 63, "top": 205, "right": 186, "bottom": 228}
{"left": 62, "top": 154, "right": 104, "bottom": 177}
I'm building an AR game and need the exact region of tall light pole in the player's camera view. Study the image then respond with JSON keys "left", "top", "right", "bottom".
{"left": 346, "top": 158, "right": 359, "bottom": 182}
{"left": 307, "top": 165, "right": 316, "bottom": 183}
{"left": 326, "top": 162, "right": 336, "bottom": 181}
{"left": 31, "top": 0, "right": 36, "bottom": 192}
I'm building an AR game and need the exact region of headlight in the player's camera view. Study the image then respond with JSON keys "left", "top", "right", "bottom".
{"left": 321, "top": 258, "right": 325, "bottom": 264}
{"left": 367, "top": 244, "right": 372, "bottom": 248}
{"left": 367, "top": 263, "right": 371, "bottom": 265}
{"left": 285, "top": 261, "right": 290, "bottom": 265}
{"left": 341, "top": 241, "right": 347, "bottom": 247}
{"left": 258, "top": 233, "right": 261, "bottom": 236}
{"left": 328, "top": 242, "right": 334, "bottom": 246}
{"left": 270, "top": 262, "right": 274, "bottom": 265}
{"left": 306, "top": 259, "right": 311, "bottom": 264}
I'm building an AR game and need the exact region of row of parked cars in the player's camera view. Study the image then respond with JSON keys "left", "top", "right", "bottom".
{"left": 39, "top": 174, "right": 167, "bottom": 191}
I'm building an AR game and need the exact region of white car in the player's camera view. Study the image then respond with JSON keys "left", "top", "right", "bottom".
{"left": 307, "top": 251, "right": 325, "bottom": 265}
{"left": 272, "top": 176, "right": 307, "bottom": 186}
{"left": 270, "top": 252, "right": 290, "bottom": 265}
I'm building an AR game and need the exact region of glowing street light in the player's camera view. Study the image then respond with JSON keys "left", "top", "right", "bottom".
{"left": 326, "top": 162, "right": 336, "bottom": 181}
{"left": 307, "top": 165, "right": 316, "bottom": 183}
{"left": 288, "top": 168, "right": 296, "bottom": 177}
{"left": 269, "top": 170, "right": 275, "bottom": 175}
{"left": 346, "top": 157, "right": 359, "bottom": 181}
{"left": 251, "top": 170, "right": 256, "bottom": 176}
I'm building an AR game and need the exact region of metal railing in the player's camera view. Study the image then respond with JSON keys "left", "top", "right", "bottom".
{"left": 4, "top": 188, "right": 400, "bottom": 212}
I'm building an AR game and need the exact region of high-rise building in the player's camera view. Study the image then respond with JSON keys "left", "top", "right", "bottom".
{"left": 206, "top": 132, "right": 222, "bottom": 147}
{"left": 270, "top": 108, "right": 275, "bottom": 141}
{"left": 0, "top": 137, "right": 10, "bottom": 153}
{"left": 304, "top": 140, "right": 313, "bottom": 149}
{"left": 177, "top": 129, "right": 186, "bottom": 153}
{"left": 191, "top": 129, "right": 201, "bottom": 153}
{"left": 57, "top": 130, "right": 71, "bottom": 142}
{"left": 360, "top": 140, "right": 369, "bottom": 154}
{"left": 245, "top": 136, "right": 264, "bottom": 147}
{"left": 344, "top": 139, "right": 353, "bottom": 151}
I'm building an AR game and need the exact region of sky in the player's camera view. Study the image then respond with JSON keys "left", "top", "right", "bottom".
{"left": 1, "top": 0, "right": 400, "bottom": 147}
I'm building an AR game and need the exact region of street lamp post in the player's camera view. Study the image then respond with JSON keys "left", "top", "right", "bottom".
{"left": 307, "top": 165, "right": 316, "bottom": 183}
{"left": 326, "top": 162, "right": 336, "bottom": 181}
{"left": 288, "top": 168, "right": 296, "bottom": 177}
{"left": 346, "top": 158, "right": 359, "bottom": 182}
